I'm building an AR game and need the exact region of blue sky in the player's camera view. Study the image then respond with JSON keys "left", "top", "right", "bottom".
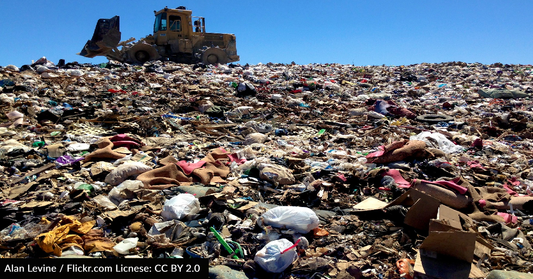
{"left": 1, "top": 1, "right": 532, "bottom": 67}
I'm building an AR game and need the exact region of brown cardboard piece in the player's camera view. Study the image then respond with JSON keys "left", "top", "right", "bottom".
{"left": 382, "top": 189, "right": 441, "bottom": 231}
{"left": 474, "top": 238, "right": 493, "bottom": 260}
{"left": 414, "top": 231, "right": 477, "bottom": 279}
{"left": 403, "top": 193, "right": 440, "bottom": 230}
{"left": 414, "top": 252, "right": 485, "bottom": 279}
{"left": 414, "top": 205, "right": 487, "bottom": 279}
{"left": 388, "top": 188, "right": 433, "bottom": 208}
{"left": 436, "top": 204, "right": 463, "bottom": 229}
{"left": 131, "top": 152, "right": 153, "bottom": 163}
{"left": 421, "top": 230, "right": 476, "bottom": 263}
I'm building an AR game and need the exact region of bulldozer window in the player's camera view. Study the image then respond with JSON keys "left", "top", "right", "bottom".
{"left": 169, "top": 15, "right": 181, "bottom": 31}
{"left": 154, "top": 12, "right": 167, "bottom": 32}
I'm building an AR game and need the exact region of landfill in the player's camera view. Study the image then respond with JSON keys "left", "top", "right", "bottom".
{"left": 1, "top": 57, "right": 533, "bottom": 279}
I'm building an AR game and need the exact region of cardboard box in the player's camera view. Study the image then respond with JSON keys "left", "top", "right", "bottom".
{"left": 353, "top": 190, "right": 489, "bottom": 278}
{"left": 413, "top": 205, "right": 486, "bottom": 279}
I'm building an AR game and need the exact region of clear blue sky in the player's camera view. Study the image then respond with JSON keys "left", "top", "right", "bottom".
{"left": 1, "top": 1, "right": 532, "bottom": 67}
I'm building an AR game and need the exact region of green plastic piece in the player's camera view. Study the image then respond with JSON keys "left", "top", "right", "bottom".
{"left": 76, "top": 184, "right": 94, "bottom": 194}
{"left": 32, "top": 141, "right": 45, "bottom": 147}
{"left": 210, "top": 226, "right": 240, "bottom": 259}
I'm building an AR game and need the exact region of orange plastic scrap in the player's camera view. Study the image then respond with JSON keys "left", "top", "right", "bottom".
{"left": 488, "top": 99, "right": 505, "bottom": 106}
{"left": 312, "top": 227, "right": 329, "bottom": 237}
{"left": 396, "top": 258, "right": 415, "bottom": 279}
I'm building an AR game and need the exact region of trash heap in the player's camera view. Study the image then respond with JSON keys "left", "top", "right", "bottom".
{"left": 1, "top": 58, "right": 533, "bottom": 279}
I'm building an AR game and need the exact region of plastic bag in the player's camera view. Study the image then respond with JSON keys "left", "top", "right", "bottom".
{"left": 244, "top": 133, "right": 267, "bottom": 145}
{"left": 258, "top": 164, "right": 296, "bottom": 185}
{"left": 108, "top": 180, "right": 143, "bottom": 205}
{"left": 410, "top": 131, "right": 464, "bottom": 154}
{"left": 261, "top": 206, "right": 319, "bottom": 233}
{"left": 92, "top": 195, "right": 118, "bottom": 211}
{"left": 161, "top": 193, "right": 200, "bottom": 221}
{"left": 254, "top": 238, "right": 297, "bottom": 273}
{"left": 105, "top": 162, "right": 152, "bottom": 186}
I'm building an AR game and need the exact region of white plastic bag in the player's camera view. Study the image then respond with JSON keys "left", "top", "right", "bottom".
{"left": 108, "top": 180, "right": 143, "bottom": 206}
{"left": 161, "top": 193, "right": 200, "bottom": 221}
{"left": 66, "top": 143, "right": 91, "bottom": 152}
{"left": 261, "top": 206, "right": 319, "bottom": 233}
{"left": 105, "top": 162, "right": 152, "bottom": 186}
{"left": 410, "top": 131, "right": 464, "bottom": 154}
{"left": 92, "top": 194, "right": 118, "bottom": 211}
{"left": 254, "top": 238, "right": 297, "bottom": 273}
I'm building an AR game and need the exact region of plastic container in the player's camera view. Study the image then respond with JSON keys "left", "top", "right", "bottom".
{"left": 113, "top": 237, "right": 138, "bottom": 254}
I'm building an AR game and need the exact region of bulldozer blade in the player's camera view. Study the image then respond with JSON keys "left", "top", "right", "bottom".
{"left": 79, "top": 16, "right": 121, "bottom": 58}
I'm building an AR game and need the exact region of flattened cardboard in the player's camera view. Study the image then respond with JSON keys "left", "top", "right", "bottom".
{"left": 7, "top": 182, "right": 37, "bottom": 199}
{"left": 353, "top": 197, "right": 389, "bottom": 211}
{"left": 358, "top": 189, "right": 443, "bottom": 231}
{"left": 9, "top": 162, "right": 55, "bottom": 185}
{"left": 343, "top": 189, "right": 431, "bottom": 213}
{"left": 349, "top": 189, "right": 439, "bottom": 216}
{"left": 131, "top": 152, "right": 153, "bottom": 163}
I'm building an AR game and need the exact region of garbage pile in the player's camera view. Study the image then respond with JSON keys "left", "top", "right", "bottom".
{"left": 1, "top": 58, "right": 533, "bottom": 278}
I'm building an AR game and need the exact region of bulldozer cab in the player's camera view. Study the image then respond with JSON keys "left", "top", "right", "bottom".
{"left": 153, "top": 8, "right": 194, "bottom": 45}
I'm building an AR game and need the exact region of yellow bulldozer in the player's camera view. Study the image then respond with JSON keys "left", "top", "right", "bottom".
{"left": 79, "top": 6, "right": 239, "bottom": 64}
